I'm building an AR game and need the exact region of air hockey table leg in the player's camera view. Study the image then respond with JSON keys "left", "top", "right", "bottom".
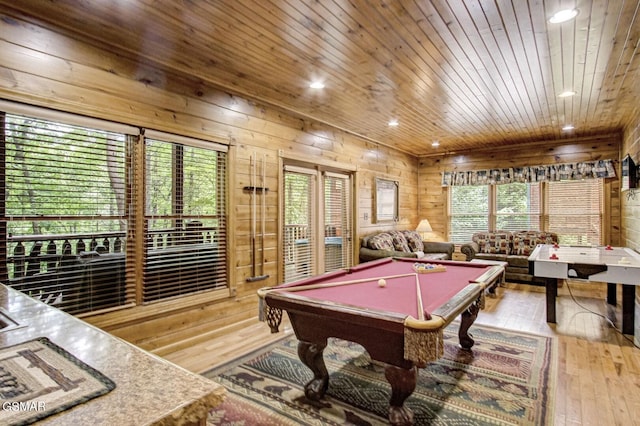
{"left": 621, "top": 284, "right": 635, "bottom": 335}
{"left": 606, "top": 283, "right": 617, "bottom": 306}
{"left": 545, "top": 277, "right": 557, "bottom": 324}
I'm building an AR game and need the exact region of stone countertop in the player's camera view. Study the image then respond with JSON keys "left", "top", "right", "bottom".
{"left": 0, "top": 284, "right": 225, "bottom": 425}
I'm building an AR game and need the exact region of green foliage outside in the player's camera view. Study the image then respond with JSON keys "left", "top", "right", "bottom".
{"left": 450, "top": 183, "right": 539, "bottom": 242}
{"left": 5, "top": 115, "right": 126, "bottom": 237}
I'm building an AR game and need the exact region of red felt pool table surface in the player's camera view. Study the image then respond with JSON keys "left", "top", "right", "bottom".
{"left": 271, "top": 257, "right": 495, "bottom": 319}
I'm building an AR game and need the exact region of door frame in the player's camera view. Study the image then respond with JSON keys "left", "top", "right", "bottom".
{"left": 277, "top": 150, "right": 358, "bottom": 283}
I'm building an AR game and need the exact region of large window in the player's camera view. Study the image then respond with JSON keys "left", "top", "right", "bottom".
{"left": 449, "top": 180, "right": 602, "bottom": 244}
{"left": 144, "top": 135, "right": 227, "bottom": 302}
{"left": 547, "top": 180, "right": 602, "bottom": 245}
{"left": 449, "top": 185, "right": 489, "bottom": 242}
{"left": 1, "top": 107, "right": 228, "bottom": 315}
{"left": 2, "top": 112, "right": 131, "bottom": 314}
{"left": 496, "top": 183, "right": 541, "bottom": 231}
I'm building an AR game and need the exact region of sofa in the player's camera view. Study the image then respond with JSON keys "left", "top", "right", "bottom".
{"left": 460, "top": 230, "right": 558, "bottom": 284}
{"left": 359, "top": 230, "right": 455, "bottom": 263}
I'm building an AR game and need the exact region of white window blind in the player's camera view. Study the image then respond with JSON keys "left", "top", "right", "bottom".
{"left": 496, "top": 182, "right": 541, "bottom": 231}
{"left": 323, "top": 172, "right": 352, "bottom": 272}
{"left": 448, "top": 179, "right": 603, "bottom": 245}
{"left": 143, "top": 137, "right": 227, "bottom": 302}
{"left": 547, "top": 180, "right": 602, "bottom": 245}
{"left": 2, "top": 111, "right": 132, "bottom": 314}
{"left": 449, "top": 185, "right": 489, "bottom": 242}
{"left": 283, "top": 168, "right": 315, "bottom": 283}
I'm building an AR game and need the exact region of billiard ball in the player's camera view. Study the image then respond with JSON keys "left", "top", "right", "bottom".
{"left": 378, "top": 278, "right": 387, "bottom": 287}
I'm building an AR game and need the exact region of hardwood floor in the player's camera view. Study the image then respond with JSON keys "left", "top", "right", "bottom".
{"left": 163, "top": 281, "right": 640, "bottom": 426}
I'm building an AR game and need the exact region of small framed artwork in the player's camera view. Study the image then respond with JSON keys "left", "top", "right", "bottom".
{"left": 621, "top": 154, "right": 637, "bottom": 191}
{"left": 374, "top": 178, "right": 399, "bottom": 223}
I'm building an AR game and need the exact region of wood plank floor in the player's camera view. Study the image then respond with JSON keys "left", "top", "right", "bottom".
{"left": 163, "top": 281, "right": 640, "bottom": 426}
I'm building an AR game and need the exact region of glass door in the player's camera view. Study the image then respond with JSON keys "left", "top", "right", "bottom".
{"left": 323, "top": 171, "right": 352, "bottom": 272}
{"left": 283, "top": 166, "right": 316, "bottom": 283}
{"left": 282, "top": 165, "right": 353, "bottom": 283}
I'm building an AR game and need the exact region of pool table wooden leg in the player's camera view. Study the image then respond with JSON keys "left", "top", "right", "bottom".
{"left": 385, "top": 365, "right": 417, "bottom": 426}
{"left": 458, "top": 300, "right": 480, "bottom": 349}
{"left": 298, "top": 340, "right": 329, "bottom": 400}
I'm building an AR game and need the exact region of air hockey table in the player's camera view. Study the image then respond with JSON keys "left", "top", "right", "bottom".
{"left": 528, "top": 244, "right": 640, "bottom": 334}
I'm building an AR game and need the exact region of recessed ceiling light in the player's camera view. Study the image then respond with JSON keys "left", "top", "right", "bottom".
{"left": 432, "top": 140, "right": 440, "bottom": 147}
{"left": 309, "top": 81, "right": 325, "bottom": 89}
{"left": 549, "top": 9, "right": 578, "bottom": 24}
{"left": 558, "top": 90, "right": 577, "bottom": 98}
{"left": 388, "top": 119, "right": 399, "bottom": 127}
{"left": 562, "top": 124, "right": 575, "bottom": 131}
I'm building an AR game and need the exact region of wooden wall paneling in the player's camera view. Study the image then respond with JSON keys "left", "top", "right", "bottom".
{"left": 1, "top": 17, "right": 355, "bottom": 150}
{"left": 620, "top": 107, "right": 640, "bottom": 343}
{"left": 621, "top": 108, "right": 640, "bottom": 252}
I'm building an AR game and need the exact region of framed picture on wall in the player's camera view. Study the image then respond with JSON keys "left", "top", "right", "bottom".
{"left": 374, "top": 178, "right": 399, "bottom": 223}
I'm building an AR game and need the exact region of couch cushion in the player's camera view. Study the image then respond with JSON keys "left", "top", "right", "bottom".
{"left": 402, "top": 230, "right": 424, "bottom": 252}
{"left": 506, "top": 255, "right": 531, "bottom": 268}
{"left": 511, "top": 231, "right": 558, "bottom": 256}
{"left": 388, "top": 230, "right": 411, "bottom": 252}
{"left": 367, "top": 232, "right": 394, "bottom": 250}
{"left": 472, "top": 231, "right": 512, "bottom": 255}
{"left": 423, "top": 253, "right": 448, "bottom": 260}
{"left": 475, "top": 253, "right": 508, "bottom": 262}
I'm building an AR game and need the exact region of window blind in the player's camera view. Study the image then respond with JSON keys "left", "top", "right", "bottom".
{"left": 496, "top": 182, "right": 541, "bottom": 231}
{"left": 547, "top": 180, "right": 602, "bottom": 245}
{"left": 448, "top": 179, "right": 603, "bottom": 245}
{"left": 449, "top": 185, "right": 489, "bottom": 242}
{"left": 143, "top": 137, "right": 228, "bottom": 302}
{"left": 2, "top": 111, "right": 133, "bottom": 314}
{"left": 283, "top": 169, "right": 315, "bottom": 283}
{"left": 323, "top": 172, "right": 352, "bottom": 272}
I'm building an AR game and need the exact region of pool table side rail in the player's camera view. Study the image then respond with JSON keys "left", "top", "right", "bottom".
{"left": 429, "top": 264, "right": 502, "bottom": 321}
{"left": 264, "top": 290, "right": 409, "bottom": 331}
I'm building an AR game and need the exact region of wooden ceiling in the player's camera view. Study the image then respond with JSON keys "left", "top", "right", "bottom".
{"left": 2, "top": 1, "right": 640, "bottom": 155}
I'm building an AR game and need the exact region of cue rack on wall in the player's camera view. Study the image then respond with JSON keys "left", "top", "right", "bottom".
{"left": 244, "top": 152, "right": 270, "bottom": 282}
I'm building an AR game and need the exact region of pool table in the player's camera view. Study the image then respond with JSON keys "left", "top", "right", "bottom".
{"left": 257, "top": 257, "right": 504, "bottom": 425}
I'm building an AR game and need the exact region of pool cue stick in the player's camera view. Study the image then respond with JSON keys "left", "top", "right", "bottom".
{"left": 252, "top": 152, "right": 256, "bottom": 276}
{"left": 260, "top": 153, "right": 268, "bottom": 278}
{"left": 414, "top": 274, "right": 425, "bottom": 321}
{"left": 247, "top": 153, "right": 257, "bottom": 280}
{"left": 265, "top": 272, "right": 417, "bottom": 293}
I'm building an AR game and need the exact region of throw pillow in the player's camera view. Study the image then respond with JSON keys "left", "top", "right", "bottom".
{"left": 388, "top": 231, "right": 411, "bottom": 252}
{"left": 402, "top": 230, "right": 424, "bottom": 252}
{"left": 368, "top": 233, "right": 394, "bottom": 250}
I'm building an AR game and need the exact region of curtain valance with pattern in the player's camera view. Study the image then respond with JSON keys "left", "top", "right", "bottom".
{"left": 441, "top": 159, "right": 616, "bottom": 187}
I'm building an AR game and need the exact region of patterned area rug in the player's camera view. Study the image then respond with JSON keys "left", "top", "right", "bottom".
{"left": 204, "top": 324, "right": 556, "bottom": 425}
{"left": 0, "top": 338, "right": 115, "bottom": 426}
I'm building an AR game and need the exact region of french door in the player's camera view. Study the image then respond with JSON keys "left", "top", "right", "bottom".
{"left": 282, "top": 165, "right": 353, "bottom": 283}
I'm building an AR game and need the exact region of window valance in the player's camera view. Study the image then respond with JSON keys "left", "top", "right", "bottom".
{"left": 441, "top": 159, "right": 616, "bottom": 187}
